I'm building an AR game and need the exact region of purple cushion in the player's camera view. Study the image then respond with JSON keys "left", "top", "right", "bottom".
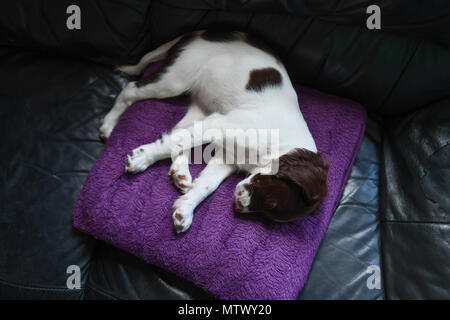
{"left": 73, "top": 70, "right": 366, "bottom": 299}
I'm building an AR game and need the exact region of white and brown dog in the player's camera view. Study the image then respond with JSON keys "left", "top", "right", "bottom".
{"left": 100, "top": 30, "right": 329, "bottom": 233}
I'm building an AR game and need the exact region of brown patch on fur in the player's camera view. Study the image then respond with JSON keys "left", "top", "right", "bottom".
{"left": 136, "top": 32, "right": 197, "bottom": 88}
{"left": 246, "top": 148, "right": 329, "bottom": 222}
{"left": 246, "top": 68, "right": 282, "bottom": 92}
{"left": 175, "top": 213, "right": 183, "bottom": 222}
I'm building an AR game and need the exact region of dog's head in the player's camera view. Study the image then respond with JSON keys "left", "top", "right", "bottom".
{"left": 233, "top": 148, "right": 329, "bottom": 222}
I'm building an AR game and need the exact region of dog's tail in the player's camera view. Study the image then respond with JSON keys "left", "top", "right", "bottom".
{"left": 116, "top": 36, "right": 182, "bottom": 76}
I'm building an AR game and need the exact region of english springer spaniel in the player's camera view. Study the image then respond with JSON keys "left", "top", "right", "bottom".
{"left": 100, "top": 30, "right": 329, "bottom": 233}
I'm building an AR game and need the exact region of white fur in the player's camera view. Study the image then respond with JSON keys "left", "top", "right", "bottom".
{"left": 103, "top": 31, "right": 317, "bottom": 233}
{"left": 234, "top": 176, "right": 253, "bottom": 213}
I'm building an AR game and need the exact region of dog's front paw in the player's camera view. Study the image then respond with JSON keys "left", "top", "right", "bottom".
{"left": 172, "top": 196, "right": 194, "bottom": 233}
{"left": 125, "top": 146, "right": 154, "bottom": 173}
{"left": 169, "top": 156, "right": 192, "bottom": 193}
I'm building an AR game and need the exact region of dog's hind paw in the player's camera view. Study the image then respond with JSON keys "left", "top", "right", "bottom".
{"left": 116, "top": 65, "right": 141, "bottom": 76}
{"left": 99, "top": 118, "right": 116, "bottom": 142}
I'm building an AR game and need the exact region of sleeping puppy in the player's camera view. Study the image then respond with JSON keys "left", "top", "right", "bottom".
{"left": 100, "top": 30, "right": 329, "bottom": 233}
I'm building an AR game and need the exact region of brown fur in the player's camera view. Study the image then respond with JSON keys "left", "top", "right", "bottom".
{"left": 246, "top": 68, "right": 282, "bottom": 92}
{"left": 246, "top": 148, "right": 329, "bottom": 222}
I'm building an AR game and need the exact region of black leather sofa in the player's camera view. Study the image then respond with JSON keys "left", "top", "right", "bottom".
{"left": 0, "top": 0, "right": 448, "bottom": 299}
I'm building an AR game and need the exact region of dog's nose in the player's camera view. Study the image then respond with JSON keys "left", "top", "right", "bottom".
{"left": 233, "top": 200, "right": 243, "bottom": 212}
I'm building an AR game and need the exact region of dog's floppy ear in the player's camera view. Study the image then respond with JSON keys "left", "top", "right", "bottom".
{"left": 275, "top": 148, "right": 329, "bottom": 206}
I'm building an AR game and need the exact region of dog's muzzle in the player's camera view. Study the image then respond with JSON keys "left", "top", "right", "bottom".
{"left": 233, "top": 183, "right": 252, "bottom": 213}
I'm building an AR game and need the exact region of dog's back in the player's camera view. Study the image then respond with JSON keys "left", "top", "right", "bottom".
{"left": 132, "top": 31, "right": 315, "bottom": 153}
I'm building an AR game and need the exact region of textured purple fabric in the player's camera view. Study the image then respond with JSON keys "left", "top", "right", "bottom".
{"left": 73, "top": 75, "right": 366, "bottom": 299}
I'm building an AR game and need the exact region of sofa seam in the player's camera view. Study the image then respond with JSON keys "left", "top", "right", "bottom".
{"left": 380, "top": 220, "right": 449, "bottom": 225}
{"left": 0, "top": 277, "right": 84, "bottom": 292}
{"left": 85, "top": 283, "right": 120, "bottom": 300}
